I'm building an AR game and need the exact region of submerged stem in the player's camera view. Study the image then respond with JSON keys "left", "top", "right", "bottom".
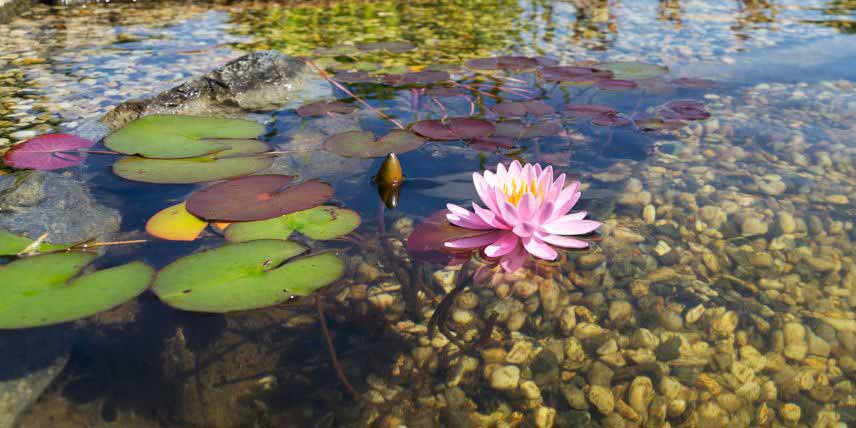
{"left": 304, "top": 59, "right": 405, "bottom": 130}
{"left": 315, "top": 295, "right": 360, "bottom": 400}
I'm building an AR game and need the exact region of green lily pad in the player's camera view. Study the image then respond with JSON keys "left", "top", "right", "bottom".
{"left": 112, "top": 139, "right": 274, "bottom": 184}
{"left": 105, "top": 115, "right": 265, "bottom": 159}
{"left": 152, "top": 240, "right": 345, "bottom": 313}
{"left": 0, "top": 252, "right": 154, "bottom": 329}
{"left": 0, "top": 229, "right": 75, "bottom": 255}
{"left": 224, "top": 206, "right": 361, "bottom": 242}
{"left": 323, "top": 130, "right": 425, "bottom": 158}
{"left": 595, "top": 62, "right": 668, "bottom": 80}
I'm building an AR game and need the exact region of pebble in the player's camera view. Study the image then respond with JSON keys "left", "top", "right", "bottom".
{"left": 779, "top": 403, "right": 801, "bottom": 424}
{"left": 534, "top": 406, "right": 555, "bottom": 428}
{"left": 783, "top": 322, "right": 808, "bottom": 361}
{"left": 587, "top": 385, "right": 614, "bottom": 415}
{"left": 628, "top": 376, "right": 653, "bottom": 418}
{"left": 642, "top": 204, "right": 656, "bottom": 224}
{"left": 608, "top": 301, "right": 632, "bottom": 323}
{"left": 489, "top": 365, "right": 521, "bottom": 391}
{"left": 741, "top": 217, "right": 769, "bottom": 236}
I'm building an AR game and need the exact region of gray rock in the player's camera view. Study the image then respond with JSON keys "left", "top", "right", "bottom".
{"left": 101, "top": 51, "right": 331, "bottom": 129}
{"left": 0, "top": 171, "right": 120, "bottom": 243}
{"left": 0, "top": 328, "right": 70, "bottom": 428}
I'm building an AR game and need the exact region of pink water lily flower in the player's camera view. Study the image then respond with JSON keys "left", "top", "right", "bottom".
{"left": 444, "top": 161, "right": 601, "bottom": 272}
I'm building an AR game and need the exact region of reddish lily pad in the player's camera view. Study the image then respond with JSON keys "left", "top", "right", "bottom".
{"left": 3, "top": 134, "right": 95, "bottom": 170}
{"left": 660, "top": 99, "right": 710, "bottom": 121}
{"left": 464, "top": 56, "right": 541, "bottom": 71}
{"left": 563, "top": 104, "right": 618, "bottom": 118}
{"left": 186, "top": 174, "right": 333, "bottom": 222}
{"left": 492, "top": 100, "right": 555, "bottom": 117}
{"left": 672, "top": 78, "right": 716, "bottom": 88}
{"left": 411, "top": 118, "right": 495, "bottom": 141}
{"left": 296, "top": 101, "right": 356, "bottom": 117}
{"left": 540, "top": 66, "right": 613, "bottom": 83}
{"left": 634, "top": 117, "right": 686, "bottom": 131}
{"left": 356, "top": 41, "right": 416, "bottom": 53}
{"left": 323, "top": 129, "right": 426, "bottom": 158}
{"left": 591, "top": 113, "right": 633, "bottom": 127}
{"left": 406, "top": 211, "right": 492, "bottom": 265}
{"left": 493, "top": 120, "right": 562, "bottom": 139}
{"left": 596, "top": 79, "right": 639, "bottom": 90}
{"left": 333, "top": 71, "right": 374, "bottom": 83}
{"left": 377, "top": 70, "right": 450, "bottom": 86}
{"left": 467, "top": 136, "right": 517, "bottom": 152}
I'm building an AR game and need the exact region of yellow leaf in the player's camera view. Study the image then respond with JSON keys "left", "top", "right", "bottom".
{"left": 146, "top": 202, "right": 207, "bottom": 241}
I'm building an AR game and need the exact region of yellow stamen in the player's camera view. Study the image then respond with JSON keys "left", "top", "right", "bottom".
{"left": 502, "top": 178, "right": 542, "bottom": 205}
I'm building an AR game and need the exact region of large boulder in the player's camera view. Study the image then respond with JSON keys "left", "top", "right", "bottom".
{"left": 101, "top": 51, "right": 331, "bottom": 129}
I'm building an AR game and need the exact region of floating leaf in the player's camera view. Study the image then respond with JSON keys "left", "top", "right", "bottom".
{"left": 493, "top": 120, "right": 562, "bottom": 139}
{"left": 186, "top": 174, "right": 333, "bottom": 222}
{"left": 105, "top": 115, "right": 265, "bottom": 159}
{"left": 323, "top": 129, "right": 425, "bottom": 158}
{"left": 296, "top": 101, "right": 356, "bottom": 117}
{"left": 467, "top": 136, "right": 517, "bottom": 152}
{"left": 411, "top": 118, "right": 495, "bottom": 141}
{"left": 591, "top": 113, "right": 633, "bottom": 127}
{"left": 225, "top": 206, "right": 360, "bottom": 242}
{"left": 113, "top": 152, "right": 274, "bottom": 184}
{"left": 426, "top": 86, "right": 467, "bottom": 97}
{"left": 152, "top": 240, "right": 344, "bottom": 313}
{"left": 492, "top": 100, "right": 555, "bottom": 117}
{"left": 407, "top": 211, "right": 491, "bottom": 265}
{"left": 377, "top": 70, "right": 450, "bottom": 86}
{"left": 465, "top": 56, "right": 541, "bottom": 71}
{"left": 540, "top": 66, "right": 613, "bottom": 83}
{"left": 333, "top": 71, "right": 374, "bottom": 83}
{"left": 596, "top": 79, "right": 639, "bottom": 90}
{"left": 0, "top": 252, "right": 153, "bottom": 329}
{"left": 672, "top": 78, "right": 716, "bottom": 88}
{"left": 563, "top": 104, "right": 618, "bottom": 118}
{"left": 0, "top": 229, "right": 74, "bottom": 255}
{"left": 356, "top": 40, "right": 416, "bottom": 53}
{"left": 3, "top": 134, "right": 95, "bottom": 170}
{"left": 146, "top": 202, "right": 208, "bottom": 241}
{"left": 634, "top": 117, "right": 685, "bottom": 132}
{"left": 660, "top": 99, "right": 710, "bottom": 121}
{"left": 595, "top": 62, "right": 668, "bottom": 80}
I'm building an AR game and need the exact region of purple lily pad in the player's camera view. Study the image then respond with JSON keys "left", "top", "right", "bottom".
{"left": 660, "top": 99, "right": 710, "bottom": 121}
{"left": 492, "top": 100, "right": 555, "bottom": 117}
{"left": 323, "top": 129, "right": 426, "bottom": 158}
{"left": 3, "top": 133, "right": 95, "bottom": 170}
{"left": 411, "top": 118, "right": 495, "bottom": 141}
{"left": 493, "top": 120, "right": 563, "bottom": 139}
{"left": 296, "top": 101, "right": 357, "bottom": 117}
{"left": 333, "top": 71, "right": 374, "bottom": 83}
{"left": 377, "top": 70, "right": 450, "bottom": 86}
{"left": 634, "top": 117, "right": 686, "bottom": 132}
{"left": 534, "top": 57, "right": 560, "bottom": 67}
{"left": 540, "top": 66, "right": 613, "bottom": 83}
{"left": 464, "top": 56, "right": 541, "bottom": 71}
{"left": 563, "top": 104, "right": 618, "bottom": 118}
{"left": 591, "top": 113, "right": 633, "bottom": 127}
{"left": 186, "top": 175, "right": 333, "bottom": 222}
{"left": 467, "top": 136, "right": 517, "bottom": 152}
{"left": 672, "top": 78, "right": 716, "bottom": 88}
{"left": 596, "top": 79, "right": 639, "bottom": 91}
{"left": 407, "top": 211, "right": 492, "bottom": 265}
{"left": 356, "top": 41, "right": 416, "bottom": 53}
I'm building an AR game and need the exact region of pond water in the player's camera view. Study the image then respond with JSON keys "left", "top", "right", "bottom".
{"left": 1, "top": 0, "right": 855, "bottom": 427}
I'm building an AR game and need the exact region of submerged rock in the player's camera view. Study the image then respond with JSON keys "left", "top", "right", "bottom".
{"left": 0, "top": 171, "right": 120, "bottom": 243}
{"left": 102, "top": 51, "right": 330, "bottom": 129}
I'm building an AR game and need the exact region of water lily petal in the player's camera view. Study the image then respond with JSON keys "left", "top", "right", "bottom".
{"left": 498, "top": 200, "right": 520, "bottom": 225}
{"left": 512, "top": 222, "right": 536, "bottom": 238}
{"left": 517, "top": 193, "right": 537, "bottom": 221}
{"left": 536, "top": 201, "right": 555, "bottom": 225}
{"left": 543, "top": 218, "right": 602, "bottom": 236}
{"left": 523, "top": 236, "right": 558, "bottom": 260}
{"left": 508, "top": 160, "right": 522, "bottom": 178}
{"left": 548, "top": 173, "right": 566, "bottom": 201}
{"left": 446, "top": 203, "right": 494, "bottom": 230}
{"left": 445, "top": 231, "right": 504, "bottom": 249}
{"left": 474, "top": 172, "right": 499, "bottom": 213}
{"left": 500, "top": 243, "right": 527, "bottom": 272}
{"left": 484, "top": 232, "right": 519, "bottom": 257}
{"left": 538, "top": 232, "right": 590, "bottom": 248}
{"left": 473, "top": 203, "right": 510, "bottom": 229}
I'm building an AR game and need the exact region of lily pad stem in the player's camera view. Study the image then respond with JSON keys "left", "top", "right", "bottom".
{"left": 315, "top": 295, "right": 360, "bottom": 400}
{"left": 303, "top": 59, "right": 405, "bottom": 130}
